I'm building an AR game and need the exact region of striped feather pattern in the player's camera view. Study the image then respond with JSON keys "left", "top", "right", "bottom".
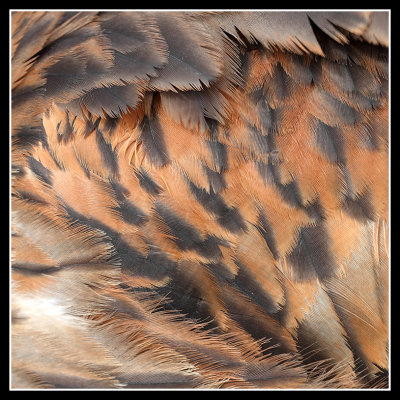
{"left": 11, "top": 10, "right": 389, "bottom": 389}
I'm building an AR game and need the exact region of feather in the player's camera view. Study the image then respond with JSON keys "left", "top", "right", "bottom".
{"left": 188, "top": 180, "right": 246, "bottom": 234}
{"left": 311, "top": 118, "right": 346, "bottom": 163}
{"left": 11, "top": 10, "right": 389, "bottom": 390}
{"left": 197, "top": 11, "right": 325, "bottom": 55}
{"left": 221, "top": 283, "right": 297, "bottom": 355}
{"left": 349, "top": 64, "right": 383, "bottom": 98}
{"left": 287, "top": 223, "right": 337, "bottom": 282}
{"left": 68, "top": 84, "right": 144, "bottom": 119}
{"left": 324, "top": 222, "right": 388, "bottom": 378}
{"left": 160, "top": 91, "right": 208, "bottom": 132}
{"left": 320, "top": 59, "right": 355, "bottom": 93}
{"left": 360, "top": 11, "right": 389, "bottom": 47}
{"left": 307, "top": 11, "right": 370, "bottom": 43}
{"left": 134, "top": 167, "right": 163, "bottom": 196}
{"left": 295, "top": 282, "right": 356, "bottom": 372}
{"left": 277, "top": 52, "right": 313, "bottom": 87}
{"left": 11, "top": 11, "right": 62, "bottom": 88}
{"left": 12, "top": 198, "right": 118, "bottom": 269}
{"left": 147, "top": 13, "right": 223, "bottom": 91}
{"left": 309, "top": 88, "right": 357, "bottom": 127}
{"left": 138, "top": 113, "right": 170, "bottom": 168}
{"left": 109, "top": 181, "right": 148, "bottom": 226}
{"left": 154, "top": 201, "right": 222, "bottom": 260}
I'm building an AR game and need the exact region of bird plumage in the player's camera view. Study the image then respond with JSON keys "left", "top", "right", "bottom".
{"left": 11, "top": 10, "right": 389, "bottom": 389}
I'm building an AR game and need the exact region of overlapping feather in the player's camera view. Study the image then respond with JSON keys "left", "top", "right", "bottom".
{"left": 11, "top": 10, "right": 389, "bottom": 389}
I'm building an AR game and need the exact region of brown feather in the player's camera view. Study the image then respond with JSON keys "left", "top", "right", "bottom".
{"left": 11, "top": 10, "right": 389, "bottom": 389}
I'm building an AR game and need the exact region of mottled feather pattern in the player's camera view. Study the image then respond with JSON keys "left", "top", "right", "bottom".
{"left": 11, "top": 10, "right": 389, "bottom": 389}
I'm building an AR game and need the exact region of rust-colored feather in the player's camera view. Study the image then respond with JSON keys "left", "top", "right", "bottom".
{"left": 11, "top": 10, "right": 389, "bottom": 390}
